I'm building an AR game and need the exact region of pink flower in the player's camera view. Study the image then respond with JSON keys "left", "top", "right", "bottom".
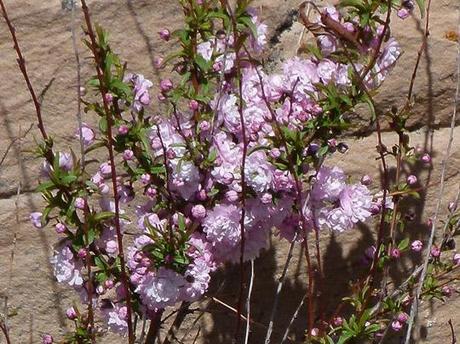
{"left": 123, "top": 149, "right": 134, "bottom": 161}
{"left": 391, "top": 248, "right": 401, "bottom": 259}
{"left": 397, "top": 8, "right": 410, "bottom": 19}
{"left": 189, "top": 99, "right": 199, "bottom": 111}
{"left": 442, "top": 286, "right": 453, "bottom": 297}
{"left": 411, "top": 240, "right": 423, "bottom": 252}
{"left": 361, "top": 175, "right": 372, "bottom": 186}
{"left": 100, "top": 162, "right": 112, "bottom": 176}
{"left": 140, "top": 173, "right": 151, "bottom": 185}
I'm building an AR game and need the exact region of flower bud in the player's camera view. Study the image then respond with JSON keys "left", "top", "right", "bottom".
{"left": 104, "top": 279, "right": 114, "bottom": 289}
{"left": 30, "top": 212, "right": 43, "bottom": 229}
{"left": 42, "top": 334, "right": 54, "bottom": 344}
{"left": 397, "top": 312, "right": 409, "bottom": 323}
{"left": 188, "top": 99, "right": 199, "bottom": 111}
{"left": 191, "top": 204, "right": 207, "bottom": 219}
{"left": 118, "top": 125, "right": 129, "bottom": 135}
{"left": 261, "top": 193, "right": 272, "bottom": 204}
{"left": 140, "top": 173, "right": 151, "bottom": 185}
{"left": 106, "top": 240, "right": 118, "bottom": 255}
{"left": 397, "top": 8, "right": 410, "bottom": 19}
{"left": 442, "top": 285, "right": 452, "bottom": 297}
{"left": 166, "top": 148, "right": 176, "bottom": 160}
{"left": 160, "top": 79, "right": 173, "bottom": 92}
{"left": 197, "top": 189, "right": 207, "bottom": 201}
{"left": 96, "top": 285, "right": 105, "bottom": 295}
{"left": 411, "top": 240, "right": 423, "bottom": 252}
{"left": 407, "top": 175, "right": 417, "bottom": 185}
{"left": 77, "top": 248, "right": 88, "bottom": 259}
{"left": 154, "top": 56, "right": 164, "bottom": 69}
{"left": 361, "top": 175, "right": 372, "bottom": 186}
{"left": 453, "top": 253, "right": 460, "bottom": 265}
{"left": 226, "top": 190, "right": 239, "bottom": 202}
{"left": 430, "top": 246, "right": 441, "bottom": 258}
{"left": 104, "top": 93, "right": 113, "bottom": 103}
{"left": 75, "top": 197, "right": 86, "bottom": 210}
{"left": 158, "top": 28, "right": 170, "bottom": 41}
{"left": 391, "top": 320, "right": 403, "bottom": 332}
{"left": 391, "top": 248, "right": 401, "bottom": 259}
{"left": 200, "top": 121, "right": 210, "bottom": 131}
{"left": 55, "top": 223, "right": 66, "bottom": 234}
{"left": 448, "top": 202, "right": 457, "bottom": 213}
{"left": 269, "top": 148, "right": 281, "bottom": 159}
{"left": 141, "top": 257, "right": 151, "bottom": 268}
{"left": 421, "top": 153, "right": 431, "bottom": 164}
{"left": 66, "top": 307, "right": 78, "bottom": 320}
{"left": 222, "top": 172, "right": 234, "bottom": 185}
{"left": 123, "top": 149, "right": 134, "bottom": 161}
{"left": 100, "top": 162, "right": 112, "bottom": 176}
{"left": 146, "top": 187, "right": 157, "bottom": 198}
{"left": 310, "top": 328, "right": 319, "bottom": 337}
{"left": 332, "top": 316, "right": 343, "bottom": 326}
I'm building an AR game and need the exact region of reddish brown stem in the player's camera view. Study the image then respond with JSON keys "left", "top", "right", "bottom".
{"left": 0, "top": 0, "right": 48, "bottom": 141}
{"left": 79, "top": 1, "right": 134, "bottom": 342}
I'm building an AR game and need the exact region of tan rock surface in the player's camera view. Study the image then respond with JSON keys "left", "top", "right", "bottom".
{"left": 0, "top": 0, "right": 458, "bottom": 343}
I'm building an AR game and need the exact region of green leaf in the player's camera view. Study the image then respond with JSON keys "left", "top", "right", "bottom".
{"left": 238, "top": 15, "right": 258, "bottom": 38}
{"left": 415, "top": 0, "right": 426, "bottom": 17}
{"left": 398, "top": 238, "right": 410, "bottom": 251}
{"left": 195, "top": 54, "right": 210, "bottom": 73}
{"left": 36, "top": 181, "right": 56, "bottom": 192}
{"left": 94, "top": 211, "right": 115, "bottom": 222}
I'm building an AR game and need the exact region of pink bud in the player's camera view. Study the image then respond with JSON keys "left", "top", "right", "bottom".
{"left": 411, "top": 240, "right": 423, "bottom": 252}
{"left": 391, "top": 248, "right": 401, "bottom": 259}
{"left": 75, "top": 197, "right": 86, "bottom": 210}
{"left": 55, "top": 223, "right": 66, "bottom": 234}
{"left": 106, "top": 240, "right": 118, "bottom": 255}
{"left": 197, "top": 189, "right": 207, "bottom": 201}
{"left": 213, "top": 61, "right": 222, "bottom": 72}
{"left": 104, "top": 93, "right": 113, "bottom": 103}
{"left": 397, "top": 8, "right": 410, "bottom": 19}
{"left": 442, "top": 285, "right": 452, "bottom": 297}
{"left": 166, "top": 148, "right": 176, "bottom": 160}
{"left": 154, "top": 56, "right": 164, "bottom": 69}
{"left": 42, "top": 334, "right": 54, "bottom": 344}
{"left": 261, "top": 193, "right": 273, "bottom": 204}
{"left": 453, "top": 253, "right": 460, "bottom": 265}
{"left": 123, "top": 149, "right": 134, "bottom": 161}
{"left": 77, "top": 248, "right": 88, "bottom": 259}
{"left": 104, "top": 279, "right": 114, "bottom": 289}
{"left": 118, "top": 125, "right": 129, "bottom": 135}
{"left": 421, "top": 153, "right": 431, "bottom": 164}
{"left": 200, "top": 121, "right": 210, "bottom": 131}
{"left": 141, "top": 257, "right": 151, "bottom": 268}
{"left": 189, "top": 99, "right": 199, "bottom": 111}
{"left": 391, "top": 320, "right": 403, "bottom": 332}
{"left": 332, "top": 316, "right": 343, "bottom": 326}
{"left": 397, "top": 312, "right": 409, "bottom": 323}
{"left": 448, "top": 202, "right": 457, "bottom": 212}
{"left": 430, "top": 246, "right": 441, "bottom": 258}
{"left": 310, "top": 328, "right": 319, "bottom": 336}
{"left": 96, "top": 285, "right": 105, "bottom": 295}
{"left": 140, "top": 173, "right": 151, "bottom": 185}
{"left": 191, "top": 204, "right": 207, "bottom": 219}
{"left": 407, "top": 175, "right": 417, "bottom": 185}
{"left": 30, "top": 212, "right": 43, "bottom": 229}
{"left": 226, "top": 190, "right": 239, "bottom": 202}
{"left": 66, "top": 307, "right": 78, "bottom": 320}
{"left": 327, "top": 138, "right": 337, "bottom": 148}
{"left": 158, "top": 28, "right": 170, "bottom": 41}
{"left": 100, "top": 162, "right": 112, "bottom": 176}
{"left": 146, "top": 187, "right": 157, "bottom": 198}
{"left": 222, "top": 172, "right": 234, "bottom": 185}
{"left": 160, "top": 79, "right": 173, "bottom": 92}
{"left": 361, "top": 175, "right": 372, "bottom": 186}
{"left": 269, "top": 148, "right": 281, "bottom": 159}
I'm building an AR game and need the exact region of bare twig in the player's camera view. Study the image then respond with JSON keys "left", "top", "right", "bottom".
{"left": 404, "top": 8, "right": 459, "bottom": 342}
{"left": 244, "top": 259, "right": 255, "bottom": 344}
{"left": 0, "top": 123, "right": 33, "bottom": 167}
{"left": 0, "top": 0, "right": 48, "bottom": 141}
{"left": 449, "top": 319, "right": 457, "bottom": 344}
{"left": 280, "top": 292, "right": 307, "bottom": 344}
{"left": 264, "top": 234, "right": 298, "bottom": 344}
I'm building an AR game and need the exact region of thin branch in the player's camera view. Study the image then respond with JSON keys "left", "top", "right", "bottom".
{"left": 264, "top": 234, "right": 298, "bottom": 344}
{"left": 244, "top": 259, "right": 255, "bottom": 344}
{"left": 404, "top": 7, "right": 459, "bottom": 342}
{"left": 449, "top": 319, "right": 457, "bottom": 344}
{"left": 79, "top": 1, "right": 134, "bottom": 342}
{"left": 0, "top": 123, "right": 33, "bottom": 167}
{"left": 280, "top": 292, "right": 307, "bottom": 344}
{"left": 0, "top": 0, "right": 48, "bottom": 141}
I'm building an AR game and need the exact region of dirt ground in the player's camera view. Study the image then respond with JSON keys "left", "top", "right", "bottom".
{"left": 0, "top": 0, "right": 459, "bottom": 343}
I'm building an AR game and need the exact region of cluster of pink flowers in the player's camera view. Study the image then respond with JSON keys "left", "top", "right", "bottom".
{"left": 32, "top": 4, "right": 404, "bottom": 338}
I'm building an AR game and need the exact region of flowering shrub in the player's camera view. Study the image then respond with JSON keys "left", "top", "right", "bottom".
{"left": 1, "top": 0, "right": 458, "bottom": 343}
